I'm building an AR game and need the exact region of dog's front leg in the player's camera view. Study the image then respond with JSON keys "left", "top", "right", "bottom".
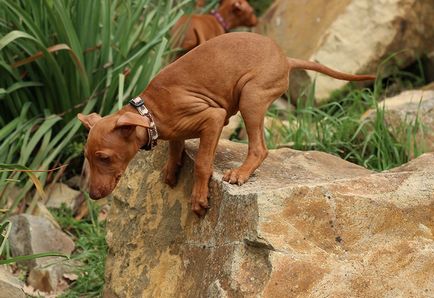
{"left": 191, "top": 108, "right": 226, "bottom": 217}
{"left": 163, "top": 140, "right": 185, "bottom": 187}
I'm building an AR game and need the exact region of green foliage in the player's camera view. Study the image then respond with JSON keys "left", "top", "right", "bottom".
{"left": 0, "top": 108, "right": 73, "bottom": 218}
{"left": 52, "top": 199, "right": 107, "bottom": 298}
{"left": 0, "top": 0, "right": 186, "bottom": 120}
{"left": 262, "top": 80, "right": 425, "bottom": 171}
{"left": 0, "top": 0, "right": 189, "bottom": 214}
{"left": 249, "top": 0, "right": 274, "bottom": 15}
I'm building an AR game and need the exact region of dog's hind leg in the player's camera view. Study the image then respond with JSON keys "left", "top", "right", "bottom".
{"left": 223, "top": 82, "right": 286, "bottom": 185}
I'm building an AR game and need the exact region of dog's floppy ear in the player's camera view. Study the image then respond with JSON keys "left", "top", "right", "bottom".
{"left": 115, "top": 112, "right": 151, "bottom": 139}
{"left": 77, "top": 113, "right": 102, "bottom": 130}
{"left": 115, "top": 112, "right": 151, "bottom": 128}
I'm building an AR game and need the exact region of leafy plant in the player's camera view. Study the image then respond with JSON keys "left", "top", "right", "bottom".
{"left": 0, "top": 0, "right": 191, "bottom": 215}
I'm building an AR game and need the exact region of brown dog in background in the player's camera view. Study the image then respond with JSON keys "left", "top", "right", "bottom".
{"left": 78, "top": 32, "right": 375, "bottom": 217}
{"left": 171, "top": 0, "right": 257, "bottom": 56}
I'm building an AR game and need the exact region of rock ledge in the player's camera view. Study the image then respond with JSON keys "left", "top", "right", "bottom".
{"left": 104, "top": 140, "right": 434, "bottom": 297}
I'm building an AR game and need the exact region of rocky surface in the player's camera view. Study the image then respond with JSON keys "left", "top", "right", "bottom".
{"left": 104, "top": 139, "right": 434, "bottom": 297}
{"left": 258, "top": 0, "right": 434, "bottom": 101}
{"left": 45, "top": 182, "right": 80, "bottom": 209}
{"left": 8, "top": 214, "right": 75, "bottom": 293}
{"left": 363, "top": 85, "right": 434, "bottom": 154}
{"left": 0, "top": 266, "right": 25, "bottom": 298}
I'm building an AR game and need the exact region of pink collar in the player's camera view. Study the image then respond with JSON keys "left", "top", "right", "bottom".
{"left": 211, "top": 10, "right": 230, "bottom": 32}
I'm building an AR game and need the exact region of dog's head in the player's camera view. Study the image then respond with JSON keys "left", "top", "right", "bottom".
{"left": 221, "top": 0, "right": 257, "bottom": 28}
{"left": 77, "top": 111, "right": 150, "bottom": 199}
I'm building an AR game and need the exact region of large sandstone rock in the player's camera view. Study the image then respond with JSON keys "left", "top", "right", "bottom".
{"left": 104, "top": 140, "right": 434, "bottom": 297}
{"left": 258, "top": 0, "right": 434, "bottom": 101}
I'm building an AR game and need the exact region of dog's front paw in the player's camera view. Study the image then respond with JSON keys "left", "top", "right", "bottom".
{"left": 223, "top": 168, "right": 250, "bottom": 186}
{"left": 163, "top": 161, "right": 182, "bottom": 188}
{"left": 191, "top": 194, "right": 210, "bottom": 218}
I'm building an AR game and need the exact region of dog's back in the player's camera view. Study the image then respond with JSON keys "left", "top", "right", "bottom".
{"left": 147, "top": 32, "right": 288, "bottom": 119}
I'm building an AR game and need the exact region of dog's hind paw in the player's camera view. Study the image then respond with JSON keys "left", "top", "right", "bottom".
{"left": 222, "top": 168, "right": 250, "bottom": 186}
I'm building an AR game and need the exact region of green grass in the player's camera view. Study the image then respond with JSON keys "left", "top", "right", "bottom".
{"left": 258, "top": 77, "right": 426, "bottom": 171}
{"left": 51, "top": 199, "right": 107, "bottom": 298}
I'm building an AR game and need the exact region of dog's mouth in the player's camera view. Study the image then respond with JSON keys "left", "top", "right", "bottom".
{"left": 248, "top": 16, "right": 258, "bottom": 27}
{"left": 88, "top": 173, "right": 123, "bottom": 200}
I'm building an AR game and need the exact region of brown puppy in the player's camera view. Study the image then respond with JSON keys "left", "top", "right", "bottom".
{"left": 171, "top": 0, "right": 257, "bottom": 56}
{"left": 78, "top": 32, "right": 375, "bottom": 217}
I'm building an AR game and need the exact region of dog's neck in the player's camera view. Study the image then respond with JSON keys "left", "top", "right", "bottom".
{"left": 211, "top": 9, "right": 230, "bottom": 32}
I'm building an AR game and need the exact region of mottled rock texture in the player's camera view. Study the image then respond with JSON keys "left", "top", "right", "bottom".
{"left": 258, "top": 0, "right": 434, "bottom": 101}
{"left": 104, "top": 140, "right": 434, "bottom": 297}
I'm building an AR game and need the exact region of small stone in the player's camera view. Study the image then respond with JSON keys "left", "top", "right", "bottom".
{"left": 8, "top": 214, "right": 75, "bottom": 292}
{"left": 0, "top": 266, "right": 25, "bottom": 298}
{"left": 31, "top": 202, "right": 61, "bottom": 230}
{"left": 45, "top": 183, "right": 80, "bottom": 209}
{"left": 64, "top": 176, "right": 82, "bottom": 190}
{"left": 220, "top": 113, "right": 242, "bottom": 140}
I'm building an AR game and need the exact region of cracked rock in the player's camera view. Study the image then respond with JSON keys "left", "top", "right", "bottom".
{"left": 104, "top": 139, "right": 434, "bottom": 297}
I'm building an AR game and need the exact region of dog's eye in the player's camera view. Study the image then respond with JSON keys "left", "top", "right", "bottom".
{"left": 95, "top": 152, "right": 111, "bottom": 163}
{"left": 98, "top": 155, "right": 110, "bottom": 163}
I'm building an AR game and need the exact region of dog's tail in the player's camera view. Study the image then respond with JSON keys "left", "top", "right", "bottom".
{"left": 287, "top": 58, "right": 375, "bottom": 81}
